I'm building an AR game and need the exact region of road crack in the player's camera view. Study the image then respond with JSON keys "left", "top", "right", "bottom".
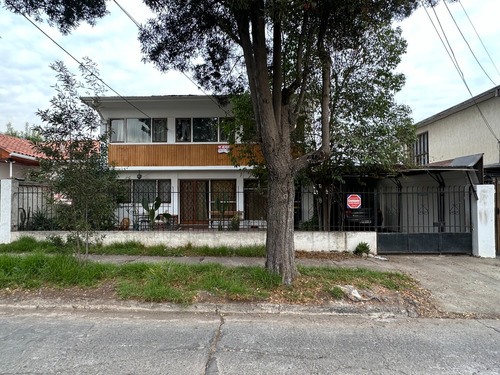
{"left": 204, "top": 310, "right": 225, "bottom": 375}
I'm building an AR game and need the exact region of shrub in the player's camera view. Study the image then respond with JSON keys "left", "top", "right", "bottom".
{"left": 354, "top": 242, "right": 370, "bottom": 256}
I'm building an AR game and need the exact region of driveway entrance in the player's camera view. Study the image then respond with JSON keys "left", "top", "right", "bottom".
{"left": 377, "top": 186, "right": 472, "bottom": 254}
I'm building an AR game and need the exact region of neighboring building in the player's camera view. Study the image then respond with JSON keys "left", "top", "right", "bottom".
{"left": 84, "top": 95, "right": 268, "bottom": 229}
{"left": 413, "top": 85, "right": 500, "bottom": 167}
{"left": 410, "top": 87, "right": 499, "bottom": 256}
{"left": 0, "top": 134, "right": 40, "bottom": 179}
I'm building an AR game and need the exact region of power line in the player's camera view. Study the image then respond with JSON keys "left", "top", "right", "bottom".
{"left": 423, "top": 5, "right": 464, "bottom": 82}
{"left": 458, "top": 0, "right": 500, "bottom": 79}
{"left": 443, "top": 0, "right": 496, "bottom": 86}
{"left": 112, "top": 0, "right": 231, "bottom": 116}
{"left": 422, "top": 1, "right": 499, "bottom": 143}
{"left": 9, "top": 3, "right": 153, "bottom": 119}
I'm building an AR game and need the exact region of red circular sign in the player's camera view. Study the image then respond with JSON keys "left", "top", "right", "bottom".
{"left": 347, "top": 194, "right": 362, "bottom": 209}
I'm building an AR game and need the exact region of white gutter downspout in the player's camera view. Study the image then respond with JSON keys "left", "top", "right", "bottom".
{"left": 5, "top": 159, "right": 15, "bottom": 178}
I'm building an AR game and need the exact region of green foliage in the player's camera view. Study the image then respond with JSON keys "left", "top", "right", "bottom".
{"left": 299, "top": 216, "right": 319, "bottom": 231}
{"left": 0, "top": 253, "right": 111, "bottom": 288}
{"left": 354, "top": 242, "right": 371, "bottom": 256}
{"left": 0, "top": 252, "right": 415, "bottom": 304}
{"left": 31, "top": 59, "right": 122, "bottom": 263}
{"left": 0, "top": 238, "right": 267, "bottom": 258}
{"left": 327, "top": 286, "right": 345, "bottom": 300}
{"left": 30, "top": 209, "right": 57, "bottom": 231}
{"left": 3, "top": 122, "right": 43, "bottom": 143}
{"left": 229, "top": 215, "right": 240, "bottom": 231}
{"left": 115, "top": 262, "right": 281, "bottom": 304}
{"left": 214, "top": 193, "right": 229, "bottom": 231}
{"left": 0, "top": 236, "right": 55, "bottom": 253}
{"left": 299, "top": 266, "right": 412, "bottom": 291}
{"left": 141, "top": 196, "right": 162, "bottom": 231}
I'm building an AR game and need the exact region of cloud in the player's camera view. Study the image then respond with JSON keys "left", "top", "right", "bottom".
{"left": 0, "top": 0, "right": 498, "bottom": 131}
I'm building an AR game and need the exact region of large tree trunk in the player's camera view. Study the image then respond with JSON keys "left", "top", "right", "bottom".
{"left": 237, "top": 2, "right": 299, "bottom": 285}
{"left": 265, "top": 166, "right": 299, "bottom": 285}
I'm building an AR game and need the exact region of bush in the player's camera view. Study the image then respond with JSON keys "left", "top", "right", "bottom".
{"left": 354, "top": 242, "right": 370, "bottom": 256}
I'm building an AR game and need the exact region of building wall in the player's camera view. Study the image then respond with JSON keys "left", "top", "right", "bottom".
{"left": 0, "top": 163, "right": 34, "bottom": 180}
{"left": 417, "top": 97, "right": 500, "bottom": 165}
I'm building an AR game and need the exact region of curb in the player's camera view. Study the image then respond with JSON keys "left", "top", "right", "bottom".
{"left": 0, "top": 298, "right": 414, "bottom": 319}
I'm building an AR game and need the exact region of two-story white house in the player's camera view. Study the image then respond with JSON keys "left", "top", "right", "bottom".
{"left": 83, "top": 95, "right": 267, "bottom": 230}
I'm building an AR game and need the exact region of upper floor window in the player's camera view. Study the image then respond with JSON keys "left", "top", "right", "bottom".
{"left": 193, "top": 117, "right": 218, "bottom": 142}
{"left": 153, "top": 119, "right": 168, "bottom": 142}
{"left": 127, "top": 118, "right": 151, "bottom": 143}
{"left": 176, "top": 118, "right": 191, "bottom": 142}
{"left": 176, "top": 117, "right": 228, "bottom": 143}
{"left": 110, "top": 117, "right": 228, "bottom": 143}
{"left": 110, "top": 118, "right": 167, "bottom": 143}
{"left": 111, "top": 119, "right": 125, "bottom": 142}
{"left": 413, "top": 132, "right": 429, "bottom": 166}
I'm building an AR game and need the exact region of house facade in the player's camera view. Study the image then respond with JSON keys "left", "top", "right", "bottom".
{"left": 85, "top": 95, "right": 267, "bottom": 230}
{"left": 414, "top": 85, "right": 500, "bottom": 167}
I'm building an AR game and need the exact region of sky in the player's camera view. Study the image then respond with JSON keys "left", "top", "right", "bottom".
{"left": 1, "top": 0, "right": 499, "bottom": 133}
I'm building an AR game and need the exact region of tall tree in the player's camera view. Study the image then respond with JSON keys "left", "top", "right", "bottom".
{"left": 304, "top": 22, "right": 416, "bottom": 230}
{"left": 5, "top": 0, "right": 433, "bottom": 284}
{"left": 138, "top": 0, "right": 419, "bottom": 284}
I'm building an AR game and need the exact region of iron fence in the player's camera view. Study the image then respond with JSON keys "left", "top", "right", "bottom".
{"left": 13, "top": 183, "right": 472, "bottom": 233}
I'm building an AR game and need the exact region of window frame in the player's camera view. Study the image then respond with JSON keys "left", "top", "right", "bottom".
{"left": 152, "top": 118, "right": 168, "bottom": 143}
{"left": 193, "top": 117, "right": 218, "bottom": 143}
{"left": 413, "top": 132, "right": 429, "bottom": 166}
{"left": 126, "top": 118, "right": 152, "bottom": 143}
{"left": 110, "top": 119, "right": 126, "bottom": 143}
{"left": 176, "top": 118, "right": 192, "bottom": 142}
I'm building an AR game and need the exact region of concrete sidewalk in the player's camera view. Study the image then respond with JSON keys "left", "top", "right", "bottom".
{"left": 87, "top": 254, "right": 500, "bottom": 318}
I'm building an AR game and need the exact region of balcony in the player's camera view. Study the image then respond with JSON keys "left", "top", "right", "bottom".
{"left": 108, "top": 144, "right": 234, "bottom": 167}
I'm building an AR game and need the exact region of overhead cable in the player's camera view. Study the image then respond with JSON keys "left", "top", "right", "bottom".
{"left": 458, "top": 0, "right": 500, "bottom": 80}
{"left": 9, "top": 3, "right": 153, "bottom": 119}
{"left": 113, "top": 0, "right": 230, "bottom": 116}
{"left": 423, "top": 1, "right": 499, "bottom": 142}
{"left": 443, "top": 0, "right": 496, "bottom": 86}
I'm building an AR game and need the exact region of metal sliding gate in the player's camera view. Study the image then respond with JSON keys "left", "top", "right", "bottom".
{"left": 377, "top": 185, "right": 473, "bottom": 254}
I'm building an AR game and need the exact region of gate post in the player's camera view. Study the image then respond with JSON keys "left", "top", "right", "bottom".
{"left": 0, "top": 179, "right": 15, "bottom": 244}
{"left": 471, "top": 184, "right": 495, "bottom": 257}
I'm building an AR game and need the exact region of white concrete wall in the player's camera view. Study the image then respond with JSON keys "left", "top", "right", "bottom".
{"left": 472, "top": 185, "right": 496, "bottom": 257}
{"left": 11, "top": 230, "right": 378, "bottom": 254}
{"left": 0, "top": 179, "right": 14, "bottom": 244}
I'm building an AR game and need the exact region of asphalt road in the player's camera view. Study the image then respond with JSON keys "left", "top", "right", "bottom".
{"left": 1, "top": 308, "right": 498, "bottom": 374}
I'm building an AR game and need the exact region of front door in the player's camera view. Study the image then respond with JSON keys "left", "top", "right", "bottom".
{"left": 180, "top": 180, "right": 209, "bottom": 224}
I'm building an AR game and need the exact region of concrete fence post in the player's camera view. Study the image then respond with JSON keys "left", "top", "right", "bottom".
{"left": 0, "top": 179, "right": 15, "bottom": 244}
{"left": 471, "top": 184, "right": 495, "bottom": 258}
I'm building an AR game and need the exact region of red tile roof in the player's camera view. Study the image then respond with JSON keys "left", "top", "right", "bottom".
{"left": 0, "top": 133, "right": 43, "bottom": 159}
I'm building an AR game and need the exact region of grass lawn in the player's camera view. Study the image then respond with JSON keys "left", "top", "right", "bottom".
{"left": 0, "top": 237, "right": 417, "bottom": 305}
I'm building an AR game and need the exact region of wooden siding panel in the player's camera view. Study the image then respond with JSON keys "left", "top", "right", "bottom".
{"left": 108, "top": 144, "right": 236, "bottom": 167}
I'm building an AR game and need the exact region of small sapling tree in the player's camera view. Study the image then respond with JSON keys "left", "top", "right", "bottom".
{"left": 32, "top": 58, "right": 121, "bottom": 263}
